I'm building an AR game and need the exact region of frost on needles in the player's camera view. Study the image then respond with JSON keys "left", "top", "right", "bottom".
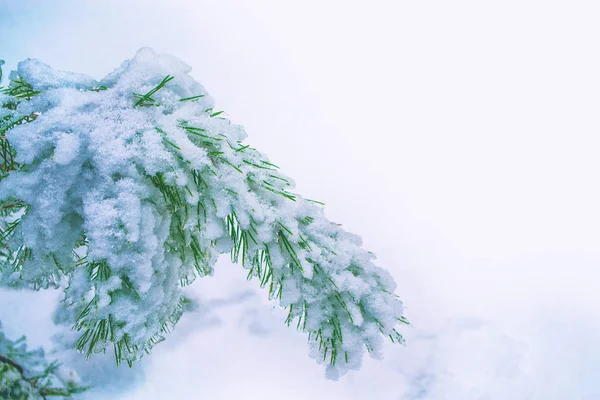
{"left": 0, "top": 48, "right": 408, "bottom": 379}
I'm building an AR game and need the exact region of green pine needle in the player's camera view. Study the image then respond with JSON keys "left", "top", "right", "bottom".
{"left": 133, "top": 75, "right": 174, "bottom": 107}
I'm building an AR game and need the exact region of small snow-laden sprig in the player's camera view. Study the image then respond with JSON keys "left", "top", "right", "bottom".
{"left": 0, "top": 48, "right": 408, "bottom": 377}
{"left": 0, "top": 321, "right": 88, "bottom": 399}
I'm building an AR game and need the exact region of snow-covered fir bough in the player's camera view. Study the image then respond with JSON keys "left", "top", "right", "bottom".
{"left": 0, "top": 48, "right": 408, "bottom": 380}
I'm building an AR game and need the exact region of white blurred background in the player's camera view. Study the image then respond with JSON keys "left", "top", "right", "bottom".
{"left": 1, "top": 1, "right": 600, "bottom": 398}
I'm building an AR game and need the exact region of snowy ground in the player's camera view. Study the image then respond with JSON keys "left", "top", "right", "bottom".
{"left": 2, "top": 1, "right": 600, "bottom": 399}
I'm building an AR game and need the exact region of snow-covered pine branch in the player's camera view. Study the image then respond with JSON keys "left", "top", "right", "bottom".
{"left": 0, "top": 48, "right": 408, "bottom": 379}
{"left": 0, "top": 322, "right": 87, "bottom": 399}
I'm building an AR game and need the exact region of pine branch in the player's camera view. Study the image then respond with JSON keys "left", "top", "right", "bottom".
{"left": 0, "top": 354, "right": 25, "bottom": 375}
{"left": 0, "top": 326, "right": 88, "bottom": 399}
{"left": 0, "top": 50, "right": 407, "bottom": 378}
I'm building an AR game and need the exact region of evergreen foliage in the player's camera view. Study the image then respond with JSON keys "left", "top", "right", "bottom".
{"left": 0, "top": 322, "right": 87, "bottom": 399}
{"left": 0, "top": 48, "right": 408, "bottom": 381}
